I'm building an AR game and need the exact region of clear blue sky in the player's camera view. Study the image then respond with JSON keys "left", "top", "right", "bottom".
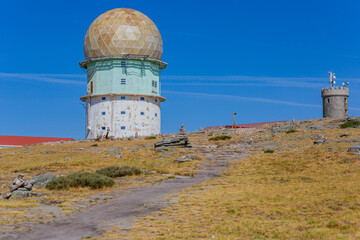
{"left": 1, "top": 0, "right": 360, "bottom": 139}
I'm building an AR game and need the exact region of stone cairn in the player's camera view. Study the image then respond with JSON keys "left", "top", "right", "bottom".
{"left": 1, "top": 175, "right": 35, "bottom": 199}
{"left": 154, "top": 124, "right": 192, "bottom": 150}
{"left": 179, "top": 124, "right": 186, "bottom": 136}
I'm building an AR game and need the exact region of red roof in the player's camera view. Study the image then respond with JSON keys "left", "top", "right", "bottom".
{"left": 0, "top": 136, "right": 74, "bottom": 146}
{"left": 204, "top": 121, "right": 287, "bottom": 131}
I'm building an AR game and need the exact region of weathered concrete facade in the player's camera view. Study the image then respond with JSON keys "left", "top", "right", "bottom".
{"left": 81, "top": 95, "right": 164, "bottom": 139}
{"left": 80, "top": 8, "right": 167, "bottom": 139}
{"left": 83, "top": 59, "right": 165, "bottom": 96}
{"left": 321, "top": 87, "right": 349, "bottom": 118}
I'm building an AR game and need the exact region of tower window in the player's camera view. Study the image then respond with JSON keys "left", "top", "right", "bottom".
{"left": 140, "top": 97, "right": 145, "bottom": 101}
{"left": 155, "top": 99, "right": 158, "bottom": 103}
{"left": 121, "top": 126, "right": 126, "bottom": 130}
{"left": 102, "top": 97, "right": 106, "bottom": 101}
{"left": 121, "top": 111, "right": 126, "bottom": 115}
{"left": 91, "top": 81, "right": 93, "bottom": 93}
{"left": 152, "top": 80, "right": 157, "bottom": 88}
{"left": 155, "top": 113, "right": 158, "bottom": 117}
{"left": 327, "top": 98, "right": 330, "bottom": 103}
{"left": 121, "top": 61, "right": 127, "bottom": 68}
{"left": 102, "top": 112, "right": 106, "bottom": 115}
{"left": 345, "top": 98, "right": 347, "bottom": 103}
{"left": 140, "top": 112, "right": 145, "bottom": 116}
{"left": 101, "top": 127, "right": 106, "bottom": 130}
{"left": 121, "top": 78, "right": 126, "bottom": 85}
{"left": 121, "top": 96, "right": 126, "bottom": 100}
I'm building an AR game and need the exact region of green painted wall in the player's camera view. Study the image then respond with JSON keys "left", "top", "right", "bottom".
{"left": 86, "top": 59, "right": 162, "bottom": 96}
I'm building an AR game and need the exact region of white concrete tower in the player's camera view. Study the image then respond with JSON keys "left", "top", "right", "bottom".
{"left": 80, "top": 8, "right": 167, "bottom": 139}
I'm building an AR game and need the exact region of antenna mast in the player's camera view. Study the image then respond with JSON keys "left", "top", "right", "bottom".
{"left": 329, "top": 71, "right": 336, "bottom": 88}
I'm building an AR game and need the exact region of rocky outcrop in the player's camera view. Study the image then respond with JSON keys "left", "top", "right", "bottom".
{"left": 30, "top": 174, "right": 56, "bottom": 187}
{"left": 1, "top": 174, "right": 45, "bottom": 199}
{"left": 348, "top": 144, "right": 360, "bottom": 152}
{"left": 174, "top": 155, "right": 200, "bottom": 163}
{"left": 154, "top": 136, "right": 192, "bottom": 149}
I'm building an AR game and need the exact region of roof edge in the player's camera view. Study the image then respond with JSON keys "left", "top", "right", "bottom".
{"left": 79, "top": 55, "right": 168, "bottom": 69}
{"left": 80, "top": 93, "right": 166, "bottom": 102}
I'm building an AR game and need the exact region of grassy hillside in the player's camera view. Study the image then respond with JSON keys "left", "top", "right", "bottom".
{"left": 102, "top": 118, "right": 360, "bottom": 239}
{"left": 0, "top": 136, "right": 205, "bottom": 231}
{"left": 1, "top": 118, "right": 360, "bottom": 239}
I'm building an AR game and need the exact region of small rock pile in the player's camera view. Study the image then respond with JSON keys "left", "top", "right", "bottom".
{"left": 1, "top": 174, "right": 55, "bottom": 199}
{"left": 154, "top": 124, "right": 192, "bottom": 151}
{"left": 1, "top": 175, "right": 35, "bottom": 199}
{"left": 178, "top": 124, "right": 186, "bottom": 136}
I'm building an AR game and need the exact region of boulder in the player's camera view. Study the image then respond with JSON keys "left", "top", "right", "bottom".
{"left": 174, "top": 155, "right": 200, "bottom": 163}
{"left": 11, "top": 189, "right": 33, "bottom": 199}
{"left": 24, "top": 180, "right": 35, "bottom": 190}
{"left": 30, "top": 174, "right": 56, "bottom": 187}
{"left": 314, "top": 139, "right": 327, "bottom": 145}
{"left": 309, "top": 125, "right": 323, "bottom": 130}
{"left": 339, "top": 133, "right": 350, "bottom": 138}
{"left": 156, "top": 146, "right": 173, "bottom": 152}
{"left": 40, "top": 151, "right": 55, "bottom": 154}
{"left": 348, "top": 145, "right": 360, "bottom": 152}
{"left": 1, "top": 192, "right": 11, "bottom": 199}
{"left": 313, "top": 134, "right": 325, "bottom": 139}
{"left": 154, "top": 136, "right": 192, "bottom": 148}
{"left": 239, "top": 138, "right": 253, "bottom": 144}
{"left": 174, "top": 157, "right": 191, "bottom": 163}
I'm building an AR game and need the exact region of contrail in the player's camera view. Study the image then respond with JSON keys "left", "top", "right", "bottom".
{"left": 0, "top": 73, "right": 85, "bottom": 85}
{"left": 163, "top": 90, "right": 322, "bottom": 108}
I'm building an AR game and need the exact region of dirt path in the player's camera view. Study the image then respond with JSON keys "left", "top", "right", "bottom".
{"left": 3, "top": 144, "right": 249, "bottom": 240}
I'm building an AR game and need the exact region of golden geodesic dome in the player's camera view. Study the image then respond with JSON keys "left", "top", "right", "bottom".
{"left": 84, "top": 8, "right": 163, "bottom": 61}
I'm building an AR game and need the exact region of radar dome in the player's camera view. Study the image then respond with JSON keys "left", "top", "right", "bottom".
{"left": 84, "top": 8, "right": 163, "bottom": 61}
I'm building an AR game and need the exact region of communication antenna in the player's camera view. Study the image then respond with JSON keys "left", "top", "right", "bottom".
{"left": 342, "top": 82, "right": 349, "bottom": 87}
{"left": 329, "top": 71, "right": 336, "bottom": 87}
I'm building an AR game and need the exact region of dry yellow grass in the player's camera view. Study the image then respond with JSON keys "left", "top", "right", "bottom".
{"left": 0, "top": 135, "right": 205, "bottom": 229}
{"left": 101, "top": 119, "right": 360, "bottom": 239}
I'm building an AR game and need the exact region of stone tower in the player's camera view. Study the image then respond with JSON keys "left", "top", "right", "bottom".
{"left": 321, "top": 72, "right": 349, "bottom": 118}
{"left": 80, "top": 8, "right": 167, "bottom": 139}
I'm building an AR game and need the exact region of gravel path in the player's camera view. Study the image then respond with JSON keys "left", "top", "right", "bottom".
{"left": 3, "top": 145, "right": 248, "bottom": 240}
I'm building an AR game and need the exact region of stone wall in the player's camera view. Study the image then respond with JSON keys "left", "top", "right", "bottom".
{"left": 321, "top": 87, "right": 349, "bottom": 118}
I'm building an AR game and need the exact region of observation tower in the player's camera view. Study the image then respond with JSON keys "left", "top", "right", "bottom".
{"left": 80, "top": 8, "right": 167, "bottom": 139}
{"left": 321, "top": 72, "right": 349, "bottom": 119}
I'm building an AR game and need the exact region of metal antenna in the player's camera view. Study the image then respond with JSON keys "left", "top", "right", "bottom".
{"left": 329, "top": 71, "right": 336, "bottom": 88}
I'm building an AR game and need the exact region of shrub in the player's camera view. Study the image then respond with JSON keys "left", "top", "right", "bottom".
{"left": 91, "top": 144, "right": 98, "bottom": 147}
{"left": 209, "top": 135, "right": 231, "bottom": 141}
{"left": 145, "top": 136, "right": 157, "bottom": 140}
{"left": 46, "top": 172, "right": 114, "bottom": 190}
{"left": 264, "top": 148, "right": 274, "bottom": 153}
{"left": 96, "top": 166, "right": 142, "bottom": 178}
{"left": 340, "top": 120, "right": 360, "bottom": 128}
{"left": 286, "top": 128, "right": 298, "bottom": 134}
